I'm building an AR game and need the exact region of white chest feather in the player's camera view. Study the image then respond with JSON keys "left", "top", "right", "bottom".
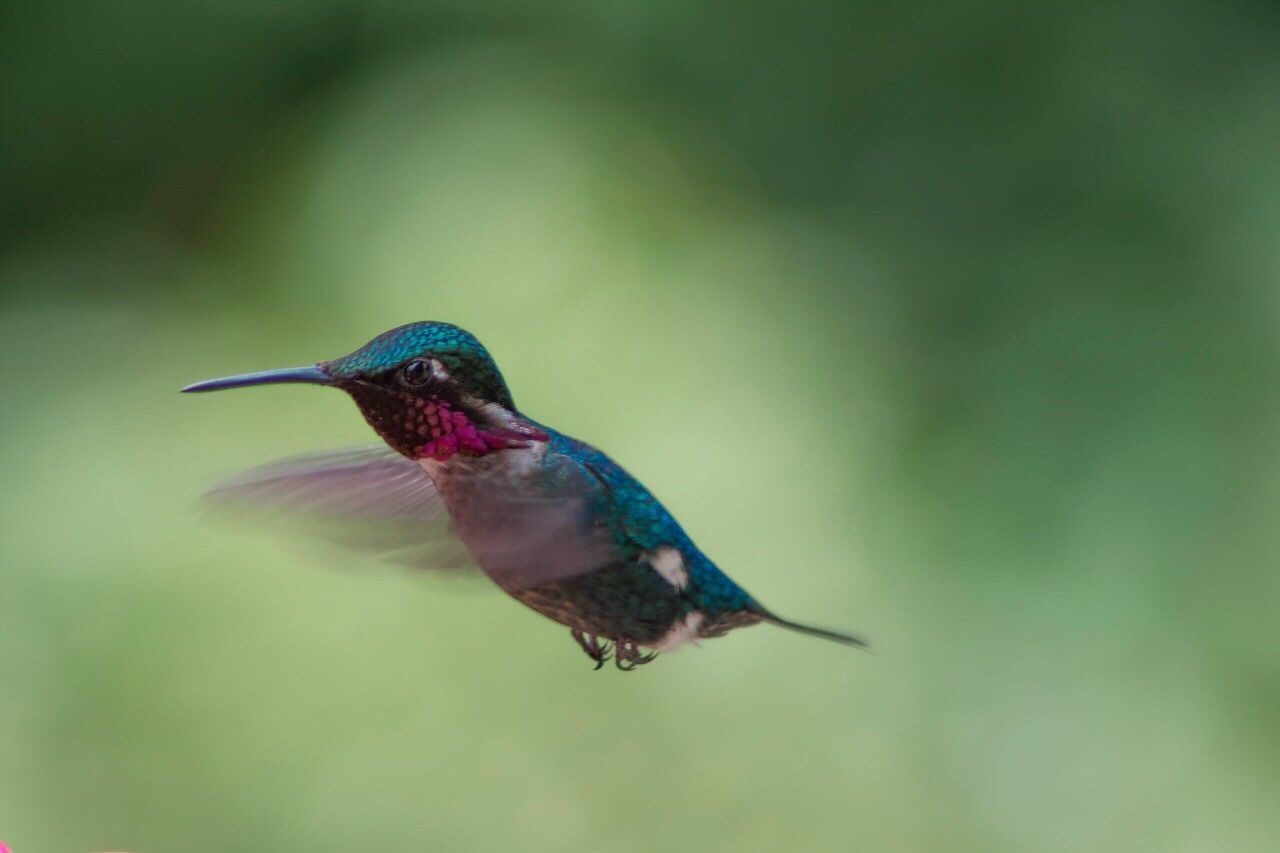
{"left": 417, "top": 442, "right": 547, "bottom": 496}
{"left": 652, "top": 612, "right": 705, "bottom": 652}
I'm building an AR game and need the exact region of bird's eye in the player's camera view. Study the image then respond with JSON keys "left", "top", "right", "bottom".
{"left": 400, "top": 359, "right": 432, "bottom": 386}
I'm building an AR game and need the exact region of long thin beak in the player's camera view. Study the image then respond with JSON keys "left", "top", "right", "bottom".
{"left": 181, "top": 365, "right": 332, "bottom": 393}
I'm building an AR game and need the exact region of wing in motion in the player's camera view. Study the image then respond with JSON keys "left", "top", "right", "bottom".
{"left": 201, "top": 446, "right": 475, "bottom": 572}
{"left": 199, "top": 444, "right": 626, "bottom": 589}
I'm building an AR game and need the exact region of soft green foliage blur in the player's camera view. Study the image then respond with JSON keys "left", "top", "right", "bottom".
{"left": 2, "top": 2, "right": 1278, "bottom": 851}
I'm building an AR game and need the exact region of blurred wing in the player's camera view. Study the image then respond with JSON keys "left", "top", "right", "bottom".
{"left": 456, "top": 451, "right": 630, "bottom": 590}
{"left": 202, "top": 446, "right": 475, "bottom": 572}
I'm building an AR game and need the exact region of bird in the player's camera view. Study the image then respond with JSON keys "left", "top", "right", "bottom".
{"left": 183, "top": 321, "right": 866, "bottom": 670}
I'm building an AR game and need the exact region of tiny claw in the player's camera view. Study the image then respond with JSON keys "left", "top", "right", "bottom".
{"left": 613, "top": 639, "right": 659, "bottom": 671}
{"left": 571, "top": 628, "right": 613, "bottom": 670}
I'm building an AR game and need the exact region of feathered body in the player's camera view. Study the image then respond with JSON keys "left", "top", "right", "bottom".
{"left": 424, "top": 427, "right": 760, "bottom": 651}
{"left": 184, "top": 321, "right": 864, "bottom": 670}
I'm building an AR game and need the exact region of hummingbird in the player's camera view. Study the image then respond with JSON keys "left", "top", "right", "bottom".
{"left": 183, "top": 322, "right": 866, "bottom": 670}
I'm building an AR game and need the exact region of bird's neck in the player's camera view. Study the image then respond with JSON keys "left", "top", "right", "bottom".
{"left": 415, "top": 397, "right": 536, "bottom": 461}
{"left": 415, "top": 423, "right": 552, "bottom": 519}
{"left": 365, "top": 389, "right": 547, "bottom": 463}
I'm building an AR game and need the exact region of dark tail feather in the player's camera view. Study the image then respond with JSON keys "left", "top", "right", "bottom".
{"left": 757, "top": 609, "right": 870, "bottom": 650}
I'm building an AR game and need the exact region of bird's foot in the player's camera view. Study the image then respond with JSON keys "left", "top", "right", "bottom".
{"left": 571, "top": 629, "right": 613, "bottom": 670}
{"left": 614, "top": 640, "right": 658, "bottom": 671}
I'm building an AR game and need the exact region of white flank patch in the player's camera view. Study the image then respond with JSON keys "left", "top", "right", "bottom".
{"left": 648, "top": 546, "right": 688, "bottom": 590}
{"left": 653, "top": 611, "right": 705, "bottom": 652}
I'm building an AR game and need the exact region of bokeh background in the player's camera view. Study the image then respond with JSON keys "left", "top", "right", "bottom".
{"left": 2, "top": 2, "right": 1278, "bottom": 851}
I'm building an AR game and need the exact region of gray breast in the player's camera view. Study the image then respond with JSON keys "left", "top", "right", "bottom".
{"left": 420, "top": 451, "right": 616, "bottom": 591}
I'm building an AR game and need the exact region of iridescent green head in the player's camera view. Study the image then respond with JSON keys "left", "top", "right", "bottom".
{"left": 183, "top": 322, "right": 531, "bottom": 459}
{"left": 323, "top": 322, "right": 514, "bottom": 411}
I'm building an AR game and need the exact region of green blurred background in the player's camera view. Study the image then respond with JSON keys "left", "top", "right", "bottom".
{"left": 1, "top": 2, "right": 1278, "bottom": 851}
